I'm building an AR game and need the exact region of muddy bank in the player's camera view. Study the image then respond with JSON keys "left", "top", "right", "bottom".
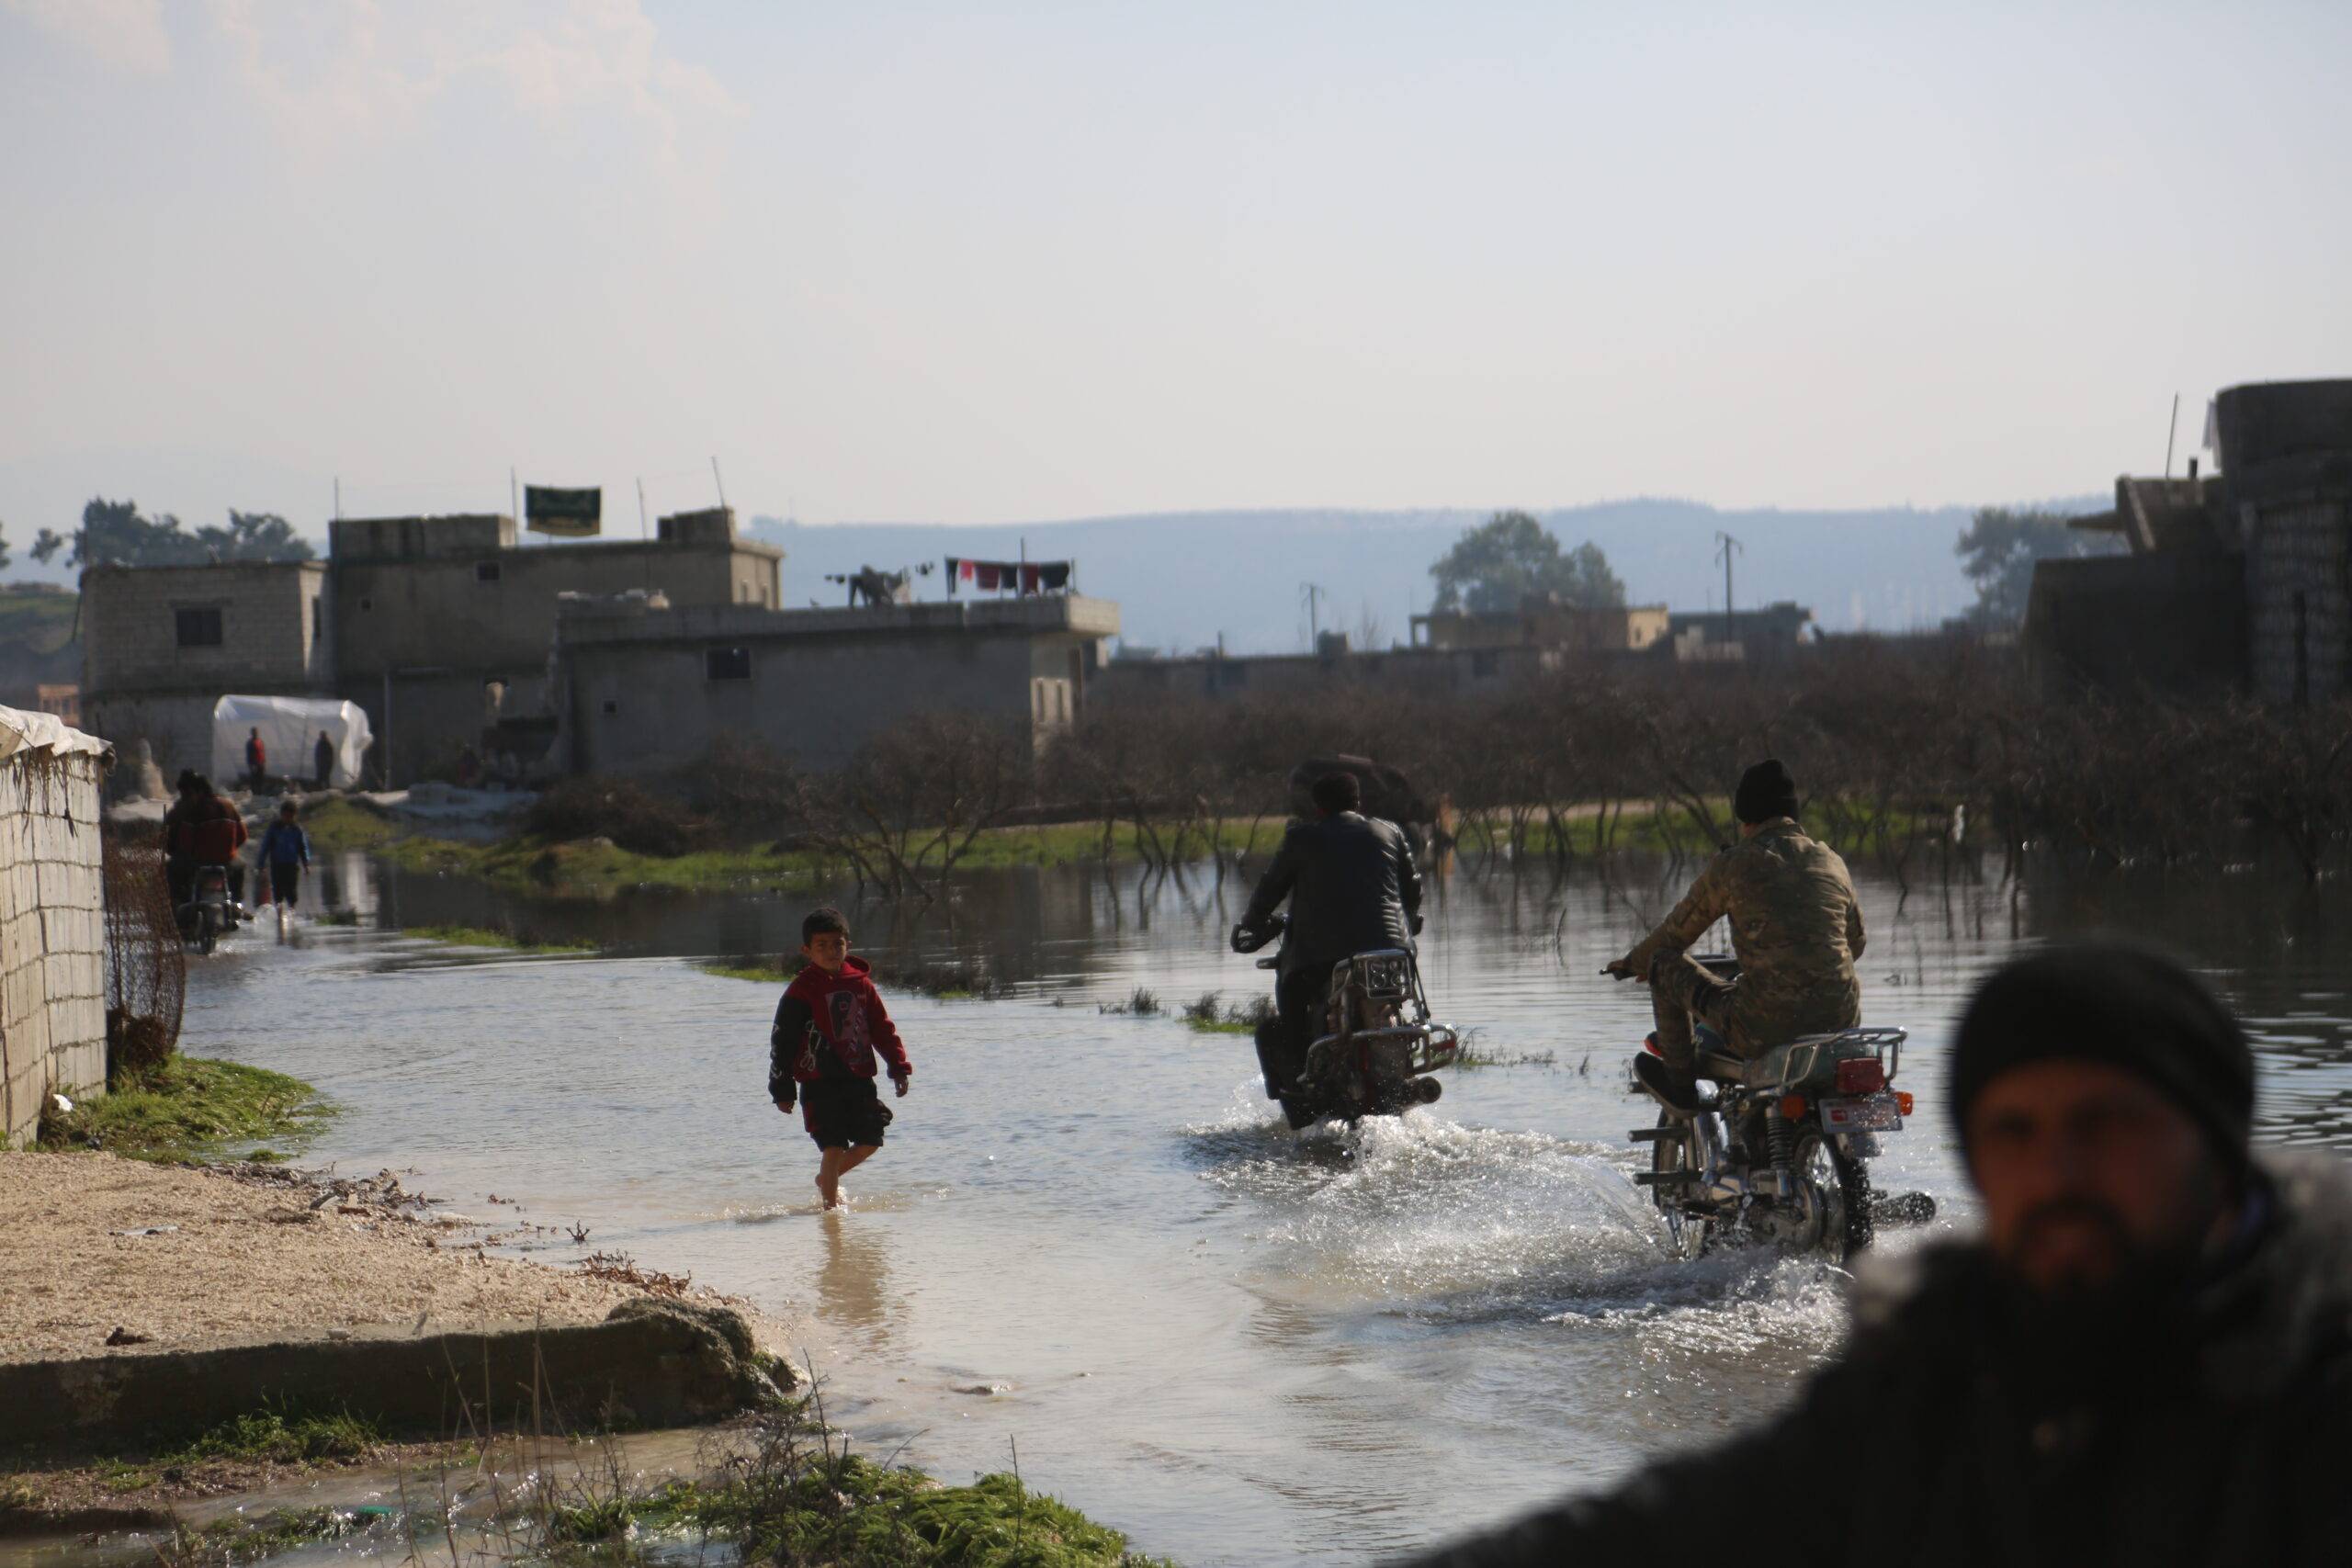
{"left": 0, "top": 1153, "right": 674, "bottom": 1363}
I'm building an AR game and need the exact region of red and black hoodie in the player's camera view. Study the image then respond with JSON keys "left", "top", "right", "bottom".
{"left": 767, "top": 956, "right": 911, "bottom": 1106}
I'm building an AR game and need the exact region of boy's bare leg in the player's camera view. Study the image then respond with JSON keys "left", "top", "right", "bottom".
{"left": 817, "top": 1149, "right": 846, "bottom": 1208}
{"left": 831, "top": 1144, "right": 879, "bottom": 1204}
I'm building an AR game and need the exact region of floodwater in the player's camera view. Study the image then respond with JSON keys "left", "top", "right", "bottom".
{"left": 154, "top": 849, "right": 2352, "bottom": 1564}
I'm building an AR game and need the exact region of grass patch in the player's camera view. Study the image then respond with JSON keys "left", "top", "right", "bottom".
{"left": 1098, "top": 987, "right": 1160, "bottom": 1018}
{"left": 161, "top": 1409, "right": 379, "bottom": 1468}
{"left": 294, "top": 796, "right": 400, "bottom": 851}
{"left": 357, "top": 815, "right": 1292, "bottom": 900}
{"left": 701, "top": 957, "right": 786, "bottom": 983}
{"left": 37, "top": 1055, "right": 331, "bottom": 1163}
{"left": 592, "top": 1441, "right": 1170, "bottom": 1567}
{"left": 409, "top": 924, "right": 599, "bottom": 954}
{"left": 1179, "top": 990, "right": 1272, "bottom": 1035}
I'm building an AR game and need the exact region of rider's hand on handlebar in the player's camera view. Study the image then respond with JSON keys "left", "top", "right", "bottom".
{"left": 1602, "top": 958, "right": 1638, "bottom": 981}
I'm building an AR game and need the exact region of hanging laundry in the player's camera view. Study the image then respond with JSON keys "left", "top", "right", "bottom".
{"left": 944, "top": 558, "right": 960, "bottom": 594}
{"left": 1040, "top": 562, "right": 1071, "bottom": 592}
{"left": 976, "top": 562, "right": 1002, "bottom": 592}
{"left": 1021, "top": 563, "right": 1043, "bottom": 593}
{"left": 959, "top": 558, "right": 977, "bottom": 581}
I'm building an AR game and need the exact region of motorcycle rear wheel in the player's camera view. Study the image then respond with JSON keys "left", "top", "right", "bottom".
{"left": 1792, "top": 1128, "right": 1871, "bottom": 1262}
{"left": 1649, "top": 1111, "right": 1713, "bottom": 1260}
{"left": 198, "top": 910, "right": 217, "bottom": 956}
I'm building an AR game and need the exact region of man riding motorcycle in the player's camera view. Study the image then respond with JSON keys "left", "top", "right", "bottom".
{"left": 162, "top": 770, "right": 248, "bottom": 913}
{"left": 1238, "top": 771, "right": 1424, "bottom": 1125}
{"left": 1606, "top": 758, "right": 1866, "bottom": 1115}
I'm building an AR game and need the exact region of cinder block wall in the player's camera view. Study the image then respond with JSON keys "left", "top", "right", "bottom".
{"left": 0, "top": 748, "right": 107, "bottom": 1147}
{"left": 2248, "top": 500, "right": 2351, "bottom": 705}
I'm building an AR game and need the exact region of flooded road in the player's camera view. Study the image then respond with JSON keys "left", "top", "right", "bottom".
{"left": 181, "top": 852, "right": 2352, "bottom": 1564}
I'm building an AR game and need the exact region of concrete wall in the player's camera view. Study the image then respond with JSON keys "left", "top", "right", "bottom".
{"left": 83, "top": 560, "right": 330, "bottom": 695}
{"left": 2024, "top": 553, "right": 2249, "bottom": 693}
{"left": 2245, "top": 498, "right": 2351, "bottom": 705}
{"left": 1, "top": 744, "right": 107, "bottom": 1148}
{"left": 79, "top": 560, "right": 333, "bottom": 779}
{"left": 560, "top": 597, "right": 1117, "bottom": 775}
{"left": 334, "top": 540, "right": 780, "bottom": 682}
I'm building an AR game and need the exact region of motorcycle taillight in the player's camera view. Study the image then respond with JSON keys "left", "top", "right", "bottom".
{"left": 1836, "top": 1056, "right": 1886, "bottom": 1095}
{"left": 1642, "top": 1032, "right": 1662, "bottom": 1056}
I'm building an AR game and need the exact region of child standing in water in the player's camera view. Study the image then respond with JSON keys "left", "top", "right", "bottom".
{"left": 769, "top": 908, "right": 913, "bottom": 1209}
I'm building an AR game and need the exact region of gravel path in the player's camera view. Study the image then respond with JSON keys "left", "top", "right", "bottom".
{"left": 0, "top": 1152, "right": 669, "bottom": 1364}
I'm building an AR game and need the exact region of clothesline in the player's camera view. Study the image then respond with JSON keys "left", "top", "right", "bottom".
{"left": 944, "top": 557, "right": 1075, "bottom": 595}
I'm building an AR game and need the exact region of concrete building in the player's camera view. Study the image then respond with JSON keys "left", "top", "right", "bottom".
{"left": 1412, "top": 597, "right": 1670, "bottom": 655}
{"left": 2026, "top": 378, "right": 2352, "bottom": 702}
{"left": 81, "top": 558, "right": 333, "bottom": 780}
{"left": 80, "top": 508, "right": 783, "bottom": 783}
{"left": 1665, "top": 602, "right": 1815, "bottom": 662}
{"left": 331, "top": 509, "right": 779, "bottom": 782}
{"left": 0, "top": 705, "right": 107, "bottom": 1148}
{"left": 555, "top": 593, "right": 1120, "bottom": 777}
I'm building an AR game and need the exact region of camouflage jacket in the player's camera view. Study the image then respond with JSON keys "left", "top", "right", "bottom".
{"left": 1616, "top": 818, "right": 1866, "bottom": 1053}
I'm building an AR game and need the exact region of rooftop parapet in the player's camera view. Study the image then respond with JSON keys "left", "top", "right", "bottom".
{"left": 558, "top": 592, "right": 1121, "bottom": 644}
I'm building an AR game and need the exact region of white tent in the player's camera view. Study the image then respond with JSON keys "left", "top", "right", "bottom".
{"left": 211, "top": 695, "right": 374, "bottom": 789}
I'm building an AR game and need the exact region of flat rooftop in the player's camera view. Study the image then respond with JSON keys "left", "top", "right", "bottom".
{"left": 558, "top": 593, "right": 1120, "bottom": 645}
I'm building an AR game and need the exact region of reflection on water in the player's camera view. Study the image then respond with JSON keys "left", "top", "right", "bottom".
{"left": 161, "top": 848, "right": 2352, "bottom": 1566}
{"left": 817, "top": 1211, "right": 899, "bottom": 1342}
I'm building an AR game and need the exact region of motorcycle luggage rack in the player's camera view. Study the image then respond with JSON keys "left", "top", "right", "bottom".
{"left": 1303, "top": 948, "right": 1461, "bottom": 1078}
{"left": 1755, "top": 1026, "right": 1908, "bottom": 1095}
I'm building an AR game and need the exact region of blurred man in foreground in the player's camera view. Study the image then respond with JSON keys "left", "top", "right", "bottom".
{"left": 1402, "top": 941, "right": 2352, "bottom": 1567}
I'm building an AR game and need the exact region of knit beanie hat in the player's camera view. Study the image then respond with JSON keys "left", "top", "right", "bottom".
{"left": 1733, "top": 759, "right": 1799, "bottom": 825}
{"left": 1948, "top": 941, "right": 2255, "bottom": 1169}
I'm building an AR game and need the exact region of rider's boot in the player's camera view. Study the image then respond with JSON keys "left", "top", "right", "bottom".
{"left": 1634, "top": 1050, "right": 1701, "bottom": 1117}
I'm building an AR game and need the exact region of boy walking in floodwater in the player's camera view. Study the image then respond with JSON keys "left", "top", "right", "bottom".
{"left": 769, "top": 908, "right": 912, "bottom": 1209}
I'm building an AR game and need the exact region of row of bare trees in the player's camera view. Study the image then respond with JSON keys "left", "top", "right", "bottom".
{"left": 635, "top": 640, "right": 2352, "bottom": 899}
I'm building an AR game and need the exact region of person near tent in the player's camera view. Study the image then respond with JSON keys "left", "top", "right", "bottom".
{"left": 244, "top": 728, "right": 267, "bottom": 790}
{"left": 314, "top": 729, "right": 334, "bottom": 789}
{"left": 257, "top": 799, "right": 311, "bottom": 910}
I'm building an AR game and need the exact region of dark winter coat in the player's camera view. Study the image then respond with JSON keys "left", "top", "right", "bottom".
{"left": 1400, "top": 1150, "right": 2352, "bottom": 1568}
{"left": 767, "top": 957, "right": 911, "bottom": 1106}
{"left": 1242, "top": 811, "right": 1423, "bottom": 982}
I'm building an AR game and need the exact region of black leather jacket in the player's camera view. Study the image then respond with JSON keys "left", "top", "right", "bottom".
{"left": 1241, "top": 812, "right": 1422, "bottom": 978}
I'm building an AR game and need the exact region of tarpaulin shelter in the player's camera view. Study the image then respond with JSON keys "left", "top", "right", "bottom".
{"left": 210, "top": 695, "right": 374, "bottom": 788}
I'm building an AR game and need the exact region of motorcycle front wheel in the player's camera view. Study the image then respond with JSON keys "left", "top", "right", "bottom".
{"left": 1649, "top": 1111, "right": 1713, "bottom": 1260}
{"left": 1792, "top": 1128, "right": 1871, "bottom": 1262}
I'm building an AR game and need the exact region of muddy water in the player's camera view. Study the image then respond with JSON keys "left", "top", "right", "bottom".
{"left": 162, "top": 852, "right": 2352, "bottom": 1564}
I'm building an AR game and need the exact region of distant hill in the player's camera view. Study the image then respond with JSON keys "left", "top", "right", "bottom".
{"left": 749, "top": 499, "right": 2103, "bottom": 655}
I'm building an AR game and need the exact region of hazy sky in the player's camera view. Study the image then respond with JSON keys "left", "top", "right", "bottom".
{"left": 3, "top": 0, "right": 2347, "bottom": 541}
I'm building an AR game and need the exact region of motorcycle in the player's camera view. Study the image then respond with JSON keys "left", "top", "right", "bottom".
{"left": 178, "top": 864, "right": 243, "bottom": 954}
{"left": 1233, "top": 914, "right": 1460, "bottom": 1127}
{"left": 1619, "top": 957, "right": 1933, "bottom": 1263}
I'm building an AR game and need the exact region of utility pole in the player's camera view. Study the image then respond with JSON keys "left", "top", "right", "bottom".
{"left": 1714, "top": 531, "right": 1743, "bottom": 648}
{"left": 2164, "top": 392, "right": 2181, "bottom": 478}
{"left": 1300, "top": 581, "right": 1327, "bottom": 649}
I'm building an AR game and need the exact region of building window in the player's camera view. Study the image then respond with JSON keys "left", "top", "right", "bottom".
{"left": 705, "top": 646, "right": 752, "bottom": 682}
{"left": 359, "top": 596, "right": 374, "bottom": 612}
{"left": 476, "top": 560, "right": 502, "bottom": 583}
{"left": 175, "top": 607, "right": 223, "bottom": 648}
{"left": 311, "top": 598, "right": 323, "bottom": 641}
{"left": 602, "top": 699, "right": 619, "bottom": 716}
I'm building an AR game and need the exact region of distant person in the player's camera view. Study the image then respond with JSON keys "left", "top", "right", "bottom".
{"left": 1606, "top": 758, "right": 1866, "bottom": 1116}
{"left": 456, "top": 744, "right": 481, "bottom": 789}
{"left": 257, "top": 799, "right": 311, "bottom": 911}
{"left": 162, "top": 772, "right": 248, "bottom": 909}
{"left": 313, "top": 729, "right": 335, "bottom": 789}
{"left": 1401, "top": 940, "right": 2352, "bottom": 1566}
{"left": 244, "top": 728, "right": 267, "bottom": 791}
{"left": 768, "top": 907, "right": 913, "bottom": 1209}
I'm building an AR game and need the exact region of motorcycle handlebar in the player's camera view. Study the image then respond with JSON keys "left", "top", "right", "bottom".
{"left": 1230, "top": 913, "right": 1287, "bottom": 954}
